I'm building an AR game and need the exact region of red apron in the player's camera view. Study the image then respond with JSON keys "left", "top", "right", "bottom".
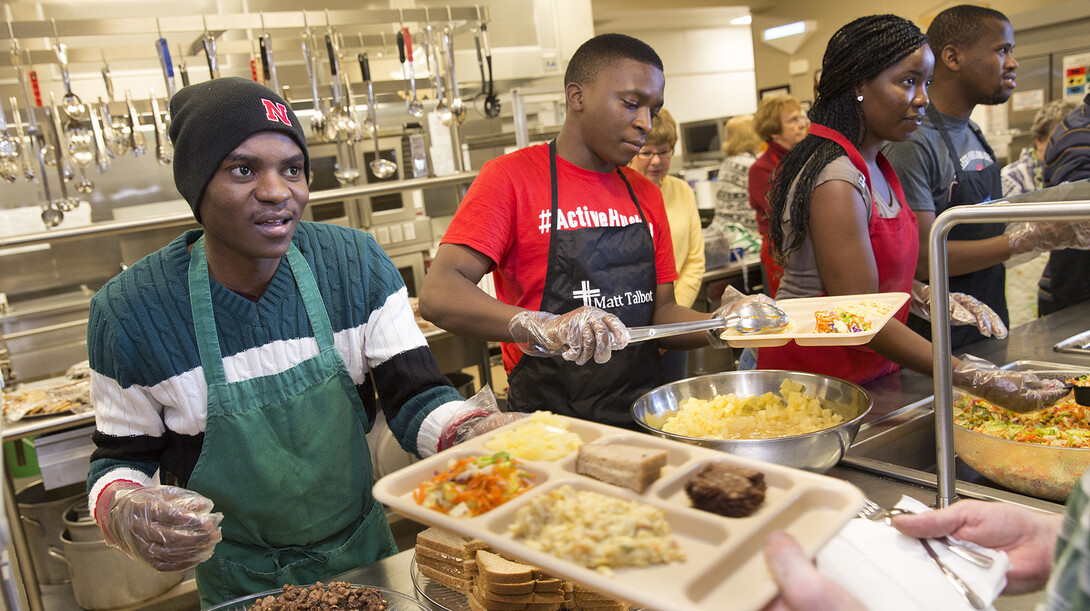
{"left": 756, "top": 124, "right": 917, "bottom": 384}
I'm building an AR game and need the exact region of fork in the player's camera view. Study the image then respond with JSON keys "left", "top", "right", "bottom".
{"left": 857, "top": 500, "right": 994, "bottom": 568}
{"left": 857, "top": 500, "right": 987, "bottom": 609}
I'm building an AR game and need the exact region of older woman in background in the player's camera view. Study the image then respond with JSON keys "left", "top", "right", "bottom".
{"left": 707, "top": 114, "right": 764, "bottom": 255}
{"left": 749, "top": 95, "right": 808, "bottom": 297}
{"left": 629, "top": 108, "right": 706, "bottom": 381}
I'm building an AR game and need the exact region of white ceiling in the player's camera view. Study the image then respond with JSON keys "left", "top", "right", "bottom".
{"left": 593, "top": 6, "right": 755, "bottom": 31}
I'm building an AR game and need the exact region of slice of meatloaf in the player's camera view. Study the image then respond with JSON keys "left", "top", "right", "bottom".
{"left": 684, "top": 463, "right": 767, "bottom": 518}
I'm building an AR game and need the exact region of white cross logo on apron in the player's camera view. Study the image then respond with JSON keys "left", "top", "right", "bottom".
{"left": 572, "top": 280, "right": 600, "bottom": 306}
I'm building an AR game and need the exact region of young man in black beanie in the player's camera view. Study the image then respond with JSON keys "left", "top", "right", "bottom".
{"left": 84, "top": 77, "right": 510, "bottom": 604}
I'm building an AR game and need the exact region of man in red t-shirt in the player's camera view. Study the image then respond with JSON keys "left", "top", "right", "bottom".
{"left": 419, "top": 34, "right": 733, "bottom": 427}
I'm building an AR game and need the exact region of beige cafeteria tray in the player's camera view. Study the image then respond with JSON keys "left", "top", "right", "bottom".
{"left": 723, "top": 291, "right": 910, "bottom": 348}
{"left": 373, "top": 416, "right": 865, "bottom": 611}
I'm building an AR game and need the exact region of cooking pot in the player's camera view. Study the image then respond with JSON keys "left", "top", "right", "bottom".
{"left": 63, "top": 499, "right": 101, "bottom": 542}
{"left": 49, "top": 529, "right": 183, "bottom": 610}
{"left": 15, "top": 479, "right": 86, "bottom": 584}
{"left": 632, "top": 370, "right": 872, "bottom": 472}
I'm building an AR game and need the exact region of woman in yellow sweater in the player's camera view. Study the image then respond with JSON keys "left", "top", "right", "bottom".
{"left": 629, "top": 108, "right": 706, "bottom": 381}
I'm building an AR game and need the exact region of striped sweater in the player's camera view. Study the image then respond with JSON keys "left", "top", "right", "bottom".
{"left": 87, "top": 222, "right": 463, "bottom": 514}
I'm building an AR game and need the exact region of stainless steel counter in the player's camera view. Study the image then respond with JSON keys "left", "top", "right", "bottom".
{"left": 9, "top": 301, "right": 1090, "bottom": 610}
{"left": 335, "top": 302, "right": 1090, "bottom": 611}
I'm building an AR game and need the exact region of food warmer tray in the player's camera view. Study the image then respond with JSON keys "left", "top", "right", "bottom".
{"left": 373, "top": 415, "right": 865, "bottom": 611}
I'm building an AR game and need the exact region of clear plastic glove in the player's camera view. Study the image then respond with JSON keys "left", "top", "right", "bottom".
{"left": 508, "top": 306, "right": 629, "bottom": 365}
{"left": 952, "top": 354, "right": 1068, "bottom": 413}
{"left": 909, "top": 280, "right": 1008, "bottom": 339}
{"left": 437, "top": 386, "right": 528, "bottom": 451}
{"left": 1006, "top": 220, "right": 1090, "bottom": 267}
{"left": 707, "top": 286, "right": 775, "bottom": 349}
{"left": 95, "top": 481, "right": 223, "bottom": 571}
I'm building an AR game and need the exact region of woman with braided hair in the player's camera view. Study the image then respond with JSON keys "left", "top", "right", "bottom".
{"left": 753, "top": 15, "right": 1064, "bottom": 413}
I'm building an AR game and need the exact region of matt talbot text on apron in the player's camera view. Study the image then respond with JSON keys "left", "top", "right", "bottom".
{"left": 572, "top": 280, "right": 653, "bottom": 309}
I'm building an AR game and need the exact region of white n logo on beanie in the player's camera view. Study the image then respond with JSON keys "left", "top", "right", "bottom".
{"left": 261, "top": 99, "right": 291, "bottom": 126}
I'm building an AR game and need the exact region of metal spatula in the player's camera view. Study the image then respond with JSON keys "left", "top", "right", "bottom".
{"left": 628, "top": 302, "right": 789, "bottom": 342}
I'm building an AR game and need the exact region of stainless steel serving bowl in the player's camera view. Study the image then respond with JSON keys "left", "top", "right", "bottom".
{"left": 632, "top": 370, "right": 872, "bottom": 472}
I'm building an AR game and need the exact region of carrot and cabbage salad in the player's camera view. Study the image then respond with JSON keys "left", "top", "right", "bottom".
{"left": 1066, "top": 374, "right": 1090, "bottom": 388}
{"left": 413, "top": 452, "right": 535, "bottom": 518}
{"left": 954, "top": 394, "right": 1090, "bottom": 448}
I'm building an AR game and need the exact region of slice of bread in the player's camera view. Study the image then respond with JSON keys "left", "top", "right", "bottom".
{"left": 533, "top": 577, "right": 562, "bottom": 593}
{"left": 416, "top": 526, "right": 487, "bottom": 559}
{"left": 576, "top": 443, "right": 668, "bottom": 493}
{"left": 418, "top": 563, "right": 473, "bottom": 595}
{"left": 469, "top": 584, "right": 529, "bottom": 611}
{"left": 474, "top": 586, "right": 563, "bottom": 605}
{"left": 477, "top": 550, "right": 534, "bottom": 584}
{"left": 416, "top": 554, "right": 476, "bottom": 581}
{"left": 477, "top": 574, "right": 535, "bottom": 595}
{"left": 415, "top": 543, "right": 479, "bottom": 569}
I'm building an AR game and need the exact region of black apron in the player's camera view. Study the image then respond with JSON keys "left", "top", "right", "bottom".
{"left": 505, "top": 142, "right": 662, "bottom": 427}
{"left": 907, "top": 105, "right": 1008, "bottom": 349}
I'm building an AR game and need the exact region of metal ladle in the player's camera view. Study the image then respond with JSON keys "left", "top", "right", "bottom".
{"left": 36, "top": 145, "right": 60, "bottom": 228}
{"left": 301, "top": 31, "right": 328, "bottom": 142}
{"left": 359, "top": 53, "right": 397, "bottom": 179}
{"left": 51, "top": 23, "right": 86, "bottom": 119}
{"left": 443, "top": 28, "right": 466, "bottom": 123}
{"left": 333, "top": 69, "right": 360, "bottom": 185}
{"left": 402, "top": 28, "right": 424, "bottom": 118}
{"left": 41, "top": 201, "right": 63, "bottom": 228}
{"left": 428, "top": 25, "right": 452, "bottom": 125}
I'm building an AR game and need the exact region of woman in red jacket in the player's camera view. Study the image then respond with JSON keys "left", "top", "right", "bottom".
{"left": 748, "top": 94, "right": 807, "bottom": 297}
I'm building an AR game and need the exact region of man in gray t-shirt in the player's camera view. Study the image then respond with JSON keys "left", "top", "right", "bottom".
{"left": 884, "top": 5, "right": 1017, "bottom": 350}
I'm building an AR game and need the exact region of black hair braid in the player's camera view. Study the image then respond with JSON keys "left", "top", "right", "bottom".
{"left": 767, "top": 14, "right": 927, "bottom": 264}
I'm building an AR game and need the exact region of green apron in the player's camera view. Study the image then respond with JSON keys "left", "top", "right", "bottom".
{"left": 185, "top": 236, "right": 397, "bottom": 606}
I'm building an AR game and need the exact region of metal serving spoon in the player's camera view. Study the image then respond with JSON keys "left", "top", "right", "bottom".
{"left": 629, "top": 302, "right": 790, "bottom": 342}
{"left": 301, "top": 32, "right": 329, "bottom": 142}
{"left": 359, "top": 52, "right": 397, "bottom": 180}
{"left": 443, "top": 27, "right": 466, "bottom": 123}
{"left": 402, "top": 28, "right": 424, "bottom": 118}
{"left": 51, "top": 27, "right": 86, "bottom": 119}
{"left": 428, "top": 26, "right": 452, "bottom": 125}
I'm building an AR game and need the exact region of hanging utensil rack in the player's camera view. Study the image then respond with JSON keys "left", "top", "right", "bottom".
{"left": 1, "top": 6, "right": 489, "bottom": 228}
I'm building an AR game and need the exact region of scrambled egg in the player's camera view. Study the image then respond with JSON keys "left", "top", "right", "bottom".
{"left": 508, "top": 485, "right": 685, "bottom": 575}
{"left": 660, "top": 379, "right": 843, "bottom": 440}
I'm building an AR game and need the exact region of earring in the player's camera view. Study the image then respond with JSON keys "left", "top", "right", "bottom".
{"left": 856, "top": 94, "right": 864, "bottom": 102}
